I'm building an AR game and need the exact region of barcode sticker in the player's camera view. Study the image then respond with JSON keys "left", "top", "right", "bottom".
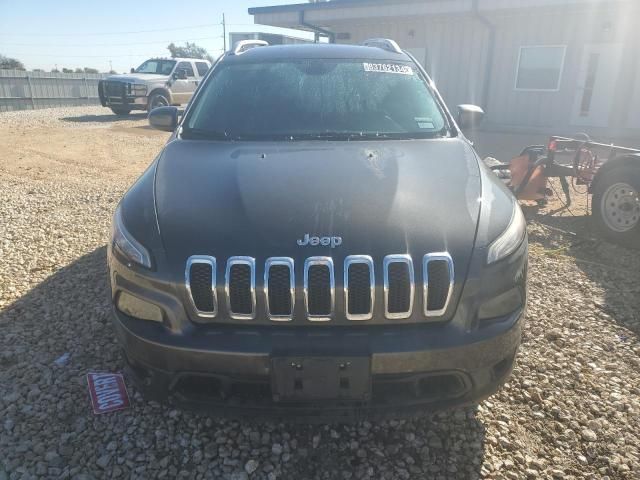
{"left": 363, "top": 63, "right": 414, "bottom": 75}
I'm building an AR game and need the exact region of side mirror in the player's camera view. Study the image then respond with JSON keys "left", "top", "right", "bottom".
{"left": 173, "top": 69, "right": 188, "bottom": 80}
{"left": 130, "top": 67, "right": 135, "bottom": 73}
{"left": 148, "top": 106, "right": 179, "bottom": 132}
{"left": 457, "top": 104, "right": 485, "bottom": 130}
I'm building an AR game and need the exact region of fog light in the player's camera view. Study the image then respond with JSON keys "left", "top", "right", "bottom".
{"left": 117, "top": 292, "right": 163, "bottom": 322}
{"left": 478, "top": 287, "right": 523, "bottom": 320}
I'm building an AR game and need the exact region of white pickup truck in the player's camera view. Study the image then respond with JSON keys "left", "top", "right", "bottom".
{"left": 98, "top": 57, "right": 211, "bottom": 115}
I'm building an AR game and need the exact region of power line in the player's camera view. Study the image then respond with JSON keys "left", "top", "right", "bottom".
{"left": 3, "top": 35, "right": 223, "bottom": 48}
{"left": 12, "top": 50, "right": 224, "bottom": 58}
{"left": 0, "top": 21, "right": 257, "bottom": 37}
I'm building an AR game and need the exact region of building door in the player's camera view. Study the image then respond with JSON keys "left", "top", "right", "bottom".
{"left": 571, "top": 43, "right": 623, "bottom": 127}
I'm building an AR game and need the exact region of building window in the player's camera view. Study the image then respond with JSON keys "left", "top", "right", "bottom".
{"left": 515, "top": 45, "right": 566, "bottom": 91}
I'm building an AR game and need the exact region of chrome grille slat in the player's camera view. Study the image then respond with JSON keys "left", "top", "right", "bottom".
{"left": 344, "top": 255, "right": 374, "bottom": 321}
{"left": 185, "top": 255, "right": 217, "bottom": 318}
{"left": 423, "top": 253, "right": 454, "bottom": 317}
{"left": 304, "top": 257, "right": 335, "bottom": 322}
{"left": 383, "top": 255, "right": 414, "bottom": 319}
{"left": 264, "top": 257, "right": 295, "bottom": 321}
{"left": 186, "top": 252, "right": 452, "bottom": 322}
{"left": 225, "top": 257, "right": 256, "bottom": 320}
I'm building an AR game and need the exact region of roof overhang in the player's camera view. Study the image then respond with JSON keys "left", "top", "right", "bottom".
{"left": 249, "top": 0, "right": 616, "bottom": 30}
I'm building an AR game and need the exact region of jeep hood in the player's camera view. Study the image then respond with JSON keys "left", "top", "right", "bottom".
{"left": 105, "top": 73, "right": 169, "bottom": 83}
{"left": 154, "top": 138, "right": 483, "bottom": 278}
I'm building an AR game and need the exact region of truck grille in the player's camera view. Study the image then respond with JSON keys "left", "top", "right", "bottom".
{"left": 185, "top": 253, "right": 454, "bottom": 323}
{"left": 103, "top": 81, "right": 125, "bottom": 97}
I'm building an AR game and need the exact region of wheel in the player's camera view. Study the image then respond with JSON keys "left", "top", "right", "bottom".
{"left": 147, "top": 92, "right": 169, "bottom": 112}
{"left": 110, "top": 106, "right": 131, "bottom": 115}
{"left": 592, "top": 164, "right": 640, "bottom": 249}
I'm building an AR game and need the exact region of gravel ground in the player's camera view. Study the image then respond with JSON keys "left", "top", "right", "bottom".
{"left": 1, "top": 107, "right": 639, "bottom": 480}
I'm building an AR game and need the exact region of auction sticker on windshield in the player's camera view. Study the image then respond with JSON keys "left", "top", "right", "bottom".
{"left": 87, "top": 372, "right": 130, "bottom": 414}
{"left": 363, "top": 63, "right": 413, "bottom": 75}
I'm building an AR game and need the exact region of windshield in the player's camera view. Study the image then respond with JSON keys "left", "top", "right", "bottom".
{"left": 135, "top": 59, "right": 176, "bottom": 75}
{"left": 184, "top": 59, "right": 448, "bottom": 140}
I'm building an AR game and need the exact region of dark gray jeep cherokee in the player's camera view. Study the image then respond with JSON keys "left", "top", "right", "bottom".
{"left": 108, "top": 39, "right": 527, "bottom": 419}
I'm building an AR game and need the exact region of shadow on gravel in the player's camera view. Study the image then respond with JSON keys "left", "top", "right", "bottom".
{"left": 0, "top": 247, "right": 486, "bottom": 479}
{"left": 525, "top": 208, "right": 640, "bottom": 338}
{"left": 60, "top": 112, "right": 148, "bottom": 123}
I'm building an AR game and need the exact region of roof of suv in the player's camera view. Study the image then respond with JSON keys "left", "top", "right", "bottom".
{"left": 223, "top": 43, "right": 413, "bottom": 63}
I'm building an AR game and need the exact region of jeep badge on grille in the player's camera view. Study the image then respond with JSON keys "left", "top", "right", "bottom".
{"left": 297, "top": 234, "right": 342, "bottom": 248}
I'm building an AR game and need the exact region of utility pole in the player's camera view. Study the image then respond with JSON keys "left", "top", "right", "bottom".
{"left": 222, "top": 13, "right": 226, "bottom": 51}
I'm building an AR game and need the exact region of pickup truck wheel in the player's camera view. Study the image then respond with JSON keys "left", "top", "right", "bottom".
{"left": 592, "top": 164, "right": 640, "bottom": 249}
{"left": 148, "top": 92, "right": 169, "bottom": 112}
{"left": 110, "top": 106, "right": 131, "bottom": 115}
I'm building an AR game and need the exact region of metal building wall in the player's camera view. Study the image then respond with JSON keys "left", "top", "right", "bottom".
{"left": 0, "top": 70, "right": 107, "bottom": 112}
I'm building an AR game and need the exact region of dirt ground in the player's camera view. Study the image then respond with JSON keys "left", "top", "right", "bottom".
{"left": 0, "top": 107, "right": 639, "bottom": 480}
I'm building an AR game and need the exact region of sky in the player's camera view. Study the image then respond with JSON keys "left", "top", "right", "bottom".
{"left": 0, "top": 0, "right": 311, "bottom": 72}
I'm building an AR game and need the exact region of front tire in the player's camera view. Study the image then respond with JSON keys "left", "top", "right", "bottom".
{"left": 147, "top": 92, "right": 169, "bottom": 112}
{"left": 592, "top": 164, "right": 640, "bottom": 249}
{"left": 111, "top": 106, "right": 131, "bottom": 115}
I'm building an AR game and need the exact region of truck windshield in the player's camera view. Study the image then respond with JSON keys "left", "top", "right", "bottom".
{"left": 135, "top": 60, "right": 176, "bottom": 75}
{"left": 184, "top": 59, "right": 449, "bottom": 140}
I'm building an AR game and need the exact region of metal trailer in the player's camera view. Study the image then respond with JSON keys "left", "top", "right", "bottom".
{"left": 492, "top": 136, "right": 640, "bottom": 249}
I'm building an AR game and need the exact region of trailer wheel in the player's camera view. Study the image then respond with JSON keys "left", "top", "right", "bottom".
{"left": 592, "top": 165, "right": 640, "bottom": 249}
{"left": 110, "top": 106, "right": 131, "bottom": 116}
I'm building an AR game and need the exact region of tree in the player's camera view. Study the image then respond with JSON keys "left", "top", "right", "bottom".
{"left": 167, "top": 42, "right": 213, "bottom": 63}
{"left": 83, "top": 67, "right": 99, "bottom": 74}
{"left": 0, "top": 54, "right": 25, "bottom": 70}
{"left": 51, "top": 68, "right": 60, "bottom": 73}
{"left": 74, "top": 68, "right": 83, "bottom": 73}
{"left": 62, "top": 68, "right": 73, "bottom": 73}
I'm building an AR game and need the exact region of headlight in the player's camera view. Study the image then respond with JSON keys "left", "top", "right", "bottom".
{"left": 111, "top": 205, "right": 152, "bottom": 268}
{"left": 487, "top": 202, "right": 526, "bottom": 264}
{"left": 127, "top": 83, "right": 147, "bottom": 96}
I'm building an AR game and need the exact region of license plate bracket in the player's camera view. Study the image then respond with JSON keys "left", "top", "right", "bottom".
{"left": 271, "top": 356, "right": 371, "bottom": 402}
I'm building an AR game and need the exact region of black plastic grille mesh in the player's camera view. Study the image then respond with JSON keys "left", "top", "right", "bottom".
{"left": 267, "top": 265, "right": 292, "bottom": 316}
{"left": 229, "top": 264, "right": 253, "bottom": 314}
{"left": 189, "top": 263, "right": 214, "bottom": 312}
{"left": 307, "top": 264, "right": 331, "bottom": 315}
{"left": 104, "top": 81, "right": 124, "bottom": 96}
{"left": 387, "top": 262, "right": 411, "bottom": 314}
{"left": 427, "top": 260, "right": 450, "bottom": 311}
{"left": 347, "top": 263, "right": 372, "bottom": 315}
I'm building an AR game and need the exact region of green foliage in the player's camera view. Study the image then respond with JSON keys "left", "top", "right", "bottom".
{"left": 0, "top": 54, "right": 25, "bottom": 70}
{"left": 167, "top": 42, "right": 213, "bottom": 63}
{"left": 62, "top": 68, "right": 73, "bottom": 73}
{"left": 83, "top": 67, "right": 99, "bottom": 74}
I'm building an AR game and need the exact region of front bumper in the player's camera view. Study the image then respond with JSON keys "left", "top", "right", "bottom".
{"left": 114, "top": 305, "right": 522, "bottom": 420}
{"left": 109, "top": 237, "right": 526, "bottom": 419}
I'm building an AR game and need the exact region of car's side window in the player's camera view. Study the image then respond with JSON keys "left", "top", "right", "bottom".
{"left": 196, "top": 62, "right": 209, "bottom": 77}
{"left": 176, "top": 61, "right": 195, "bottom": 78}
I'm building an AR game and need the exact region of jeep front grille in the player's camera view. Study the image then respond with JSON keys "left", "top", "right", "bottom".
{"left": 344, "top": 256, "right": 374, "bottom": 320}
{"left": 185, "top": 256, "right": 217, "bottom": 317}
{"left": 383, "top": 255, "right": 414, "bottom": 319}
{"left": 185, "top": 253, "right": 454, "bottom": 323}
{"left": 304, "top": 257, "right": 334, "bottom": 321}
{"left": 225, "top": 257, "right": 256, "bottom": 320}
{"left": 423, "top": 253, "right": 454, "bottom": 317}
{"left": 264, "top": 257, "right": 295, "bottom": 321}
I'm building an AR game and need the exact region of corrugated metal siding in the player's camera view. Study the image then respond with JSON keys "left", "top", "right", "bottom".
{"left": 0, "top": 70, "right": 107, "bottom": 112}
{"left": 310, "top": 0, "right": 639, "bottom": 135}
